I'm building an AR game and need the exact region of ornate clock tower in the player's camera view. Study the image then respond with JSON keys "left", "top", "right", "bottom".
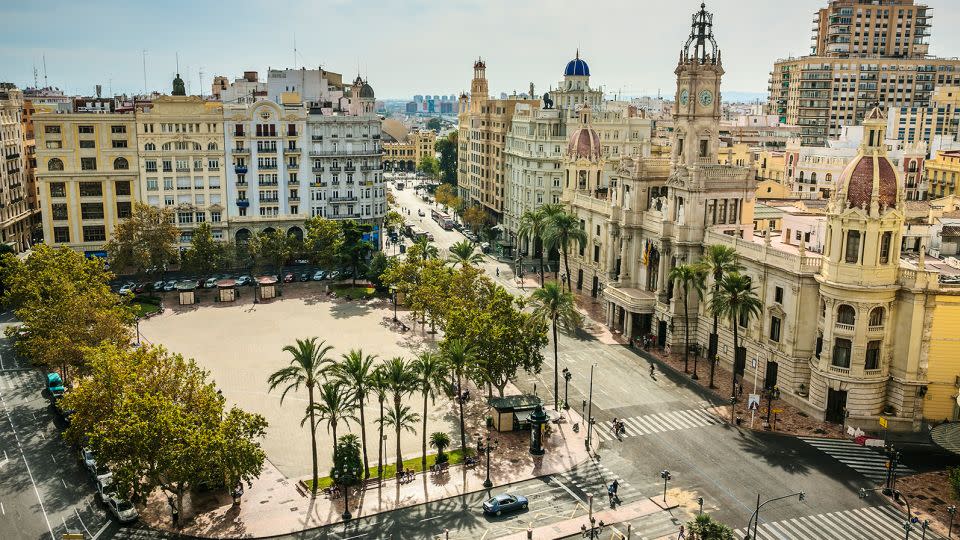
{"left": 672, "top": 3, "right": 723, "bottom": 170}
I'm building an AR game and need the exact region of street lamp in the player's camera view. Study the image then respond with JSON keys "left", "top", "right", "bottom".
{"left": 135, "top": 316, "right": 142, "bottom": 346}
{"left": 659, "top": 470, "right": 672, "bottom": 503}
{"left": 585, "top": 363, "right": 596, "bottom": 454}
{"left": 476, "top": 434, "right": 498, "bottom": 489}
{"left": 389, "top": 285, "right": 398, "bottom": 322}
{"left": 764, "top": 385, "right": 781, "bottom": 429}
{"left": 947, "top": 504, "right": 956, "bottom": 538}
{"left": 745, "top": 491, "right": 806, "bottom": 540}
{"left": 580, "top": 493, "right": 605, "bottom": 539}
{"left": 885, "top": 445, "right": 903, "bottom": 491}
{"left": 562, "top": 368, "right": 572, "bottom": 410}
{"left": 338, "top": 465, "right": 353, "bottom": 521}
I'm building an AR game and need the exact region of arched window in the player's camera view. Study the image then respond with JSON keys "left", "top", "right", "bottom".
{"left": 837, "top": 304, "right": 856, "bottom": 325}
{"left": 909, "top": 160, "right": 918, "bottom": 173}
{"left": 47, "top": 158, "right": 64, "bottom": 171}
{"left": 869, "top": 307, "right": 884, "bottom": 326}
{"left": 193, "top": 142, "right": 202, "bottom": 151}
{"left": 113, "top": 157, "right": 129, "bottom": 170}
{"left": 207, "top": 142, "right": 218, "bottom": 151}
{"left": 825, "top": 172, "right": 832, "bottom": 183}
{"left": 144, "top": 142, "right": 156, "bottom": 151}
{"left": 810, "top": 172, "right": 817, "bottom": 183}
{"left": 799, "top": 171, "right": 805, "bottom": 181}
{"left": 161, "top": 142, "right": 172, "bottom": 151}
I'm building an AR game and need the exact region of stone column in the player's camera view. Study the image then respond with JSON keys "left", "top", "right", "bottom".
{"left": 625, "top": 311, "right": 634, "bottom": 341}
{"left": 606, "top": 232, "right": 619, "bottom": 279}
{"left": 619, "top": 234, "right": 632, "bottom": 283}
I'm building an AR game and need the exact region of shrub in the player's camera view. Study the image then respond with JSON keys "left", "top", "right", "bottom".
{"left": 949, "top": 467, "right": 960, "bottom": 499}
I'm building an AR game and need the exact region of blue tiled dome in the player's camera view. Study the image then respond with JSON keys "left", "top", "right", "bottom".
{"left": 564, "top": 56, "right": 590, "bottom": 77}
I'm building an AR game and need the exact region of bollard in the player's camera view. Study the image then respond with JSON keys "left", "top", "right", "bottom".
{"left": 527, "top": 524, "right": 533, "bottom": 539}
{"left": 627, "top": 523, "right": 632, "bottom": 539}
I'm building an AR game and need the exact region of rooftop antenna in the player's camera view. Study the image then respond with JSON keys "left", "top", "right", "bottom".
{"left": 142, "top": 49, "right": 148, "bottom": 95}
{"left": 293, "top": 32, "right": 297, "bottom": 69}
{"left": 42, "top": 54, "right": 48, "bottom": 87}
{"left": 32, "top": 62, "right": 38, "bottom": 88}
{"left": 199, "top": 68, "right": 204, "bottom": 99}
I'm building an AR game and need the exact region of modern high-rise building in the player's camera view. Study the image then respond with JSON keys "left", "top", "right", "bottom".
{"left": 768, "top": 0, "right": 960, "bottom": 146}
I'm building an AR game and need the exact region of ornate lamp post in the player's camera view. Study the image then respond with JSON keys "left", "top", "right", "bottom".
{"left": 562, "top": 368, "right": 572, "bottom": 410}
{"left": 764, "top": 385, "right": 781, "bottom": 429}
{"left": 389, "top": 285, "right": 398, "bottom": 322}
{"left": 947, "top": 504, "right": 956, "bottom": 538}
{"left": 476, "top": 434, "right": 499, "bottom": 489}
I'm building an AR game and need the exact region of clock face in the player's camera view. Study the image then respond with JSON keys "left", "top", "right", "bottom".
{"left": 699, "top": 90, "right": 714, "bottom": 107}
{"left": 679, "top": 88, "right": 689, "bottom": 106}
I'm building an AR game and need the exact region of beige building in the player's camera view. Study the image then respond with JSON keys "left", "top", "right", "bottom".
{"left": 564, "top": 3, "right": 960, "bottom": 432}
{"left": 888, "top": 85, "right": 960, "bottom": 149}
{"left": 0, "top": 84, "right": 39, "bottom": 252}
{"left": 925, "top": 149, "right": 960, "bottom": 199}
{"left": 34, "top": 110, "right": 139, "bottom": 254}
{"left": 382, "top": 129, "right": 436, "bottom": 172}
{"left": 811, "top": 0, "right": 931, "bottom": 59}
{"left": 136, "top": 93, "right": 228, "bottom": 245}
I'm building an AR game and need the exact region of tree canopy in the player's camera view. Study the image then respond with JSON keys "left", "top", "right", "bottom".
{"left": 105, "top": 202, "right": 179, "bottom": 277}
{"left": 435, "top": 132, "right": 458, "bottom": 185}
{"left": 182, "top": 223, "right": 232, "bottom": 277}
{"left": 417, "top": 155, "right": 440, "bottom": 179}
{"left": 304, "top": 217, "right": 344, "bottom": 268}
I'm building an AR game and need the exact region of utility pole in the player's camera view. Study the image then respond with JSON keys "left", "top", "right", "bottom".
{"left": 142, "top": 49, "right": 148, "bottom": 95}
{"left": 586, "top": 363, "right": 595, "bottom": 454}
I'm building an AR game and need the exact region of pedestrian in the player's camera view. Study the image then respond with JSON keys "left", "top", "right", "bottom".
{"left": 678, "top": 524, "right": 685, "bottom": 539}
{"left": 496, "top": 268, "right": 500, "bottom": 277}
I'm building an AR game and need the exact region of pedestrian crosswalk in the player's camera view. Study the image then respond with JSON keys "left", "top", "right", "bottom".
{"left": 555, "top": 460, "right": 642, "bottom": 503}
{"left": 733, "top": 504, "right": 945, "bottom": 539}
{"left": 800, "top": 437, "right": 914, "bottom": 484}
{"left": 592, "top": 408, "right": 722, "bottom": 442}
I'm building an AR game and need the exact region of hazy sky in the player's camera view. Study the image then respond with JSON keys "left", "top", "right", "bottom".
{"left": 3, "top": 0, "right": 960, "bottom": 100}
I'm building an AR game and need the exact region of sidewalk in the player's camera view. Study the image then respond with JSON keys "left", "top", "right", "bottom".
{"left": 498, "top": 499, "right": 664, "bottom": 540}
{"left": 143, "top": 386, "right": 591, "bottom": 538}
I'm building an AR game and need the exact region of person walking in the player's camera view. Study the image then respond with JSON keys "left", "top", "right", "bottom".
{"left": 496, "top": 267, "right": 500, "bottom": 278}
{"left": 677, "top": 525, "right": 685, "bottom": 539}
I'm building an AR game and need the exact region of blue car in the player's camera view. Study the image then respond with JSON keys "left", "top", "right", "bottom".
{"left": 482, "top": 493, "right": 528, "bottom": 516}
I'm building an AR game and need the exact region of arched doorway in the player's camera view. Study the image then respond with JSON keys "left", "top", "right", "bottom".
{"left": 262, "top": 227, "right": 277, "bottom": 235}
{"left": 287, "top": 226, "right": 304, "bottom": 241}
{"left": 406, "top": 160, "right": 414, "bottom": 171}
{"left": 235, "top": 228, "right": 251, "bottom": 244}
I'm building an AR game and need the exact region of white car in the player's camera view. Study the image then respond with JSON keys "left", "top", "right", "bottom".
{"left": 79, "top": 447, "right": 97, "bottom": 473}
{"left": 118, "top": 283, "right": 135, "bottom": 295}
{"left": 105, "top": 493, "right": 139, "bottom": 523}
{"left": 94, "top": 475, "right": 113, "bottom": 504}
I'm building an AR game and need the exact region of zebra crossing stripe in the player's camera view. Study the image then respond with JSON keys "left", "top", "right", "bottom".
{"left": 800, "top": 437, "right": 915, "bottom": 482}
{"left": 594, "top": 409, "right": 724, "bottom": 441}
{"left": 735, "top": 505, "right": 946, "bottom": 540}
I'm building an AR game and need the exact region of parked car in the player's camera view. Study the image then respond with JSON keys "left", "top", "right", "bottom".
{"left": 105, "top": 493, "right": 139, "bottom": 523}
{"left": 133, "top": 282, "right": 151, "bottom": 294}
{"left": 163, "top": 280, "right": 177, "bottom": 292}
{"left": 327, "top": 270, "right": 341, "bottom": 281}
{"left": 153, "top": 280, "right": 165, "bottom": 291}
{"left": 482, "top": 493, "right": 528, "bottom": 516}
{"left": 299, "top": 272, "right": 311, "bottom": 282}
{"left": 283, "top": 273, "right": 295, "bottom": 283}
{"left": 46, "top": 373, "right": 65, "bottom": 400}
{"left": 94, "top": 475, "right": 113, "bottom": 504}
{"left": 118, "top": 283, "right": 135, "bottom": 295}
{"left": 204, "top": 277, "right": 219, "bottom": 288}
{"left": 418, "top": 209, "right": 425, "bottom": 217}
{"left": 236, "top": 275, "right": 253, "bottom": 286}
{"left": 79, "top": 447, "right": 97, "bottom": 473}
{"left": 311, "top": 270, "right": 325, "bottom": 281}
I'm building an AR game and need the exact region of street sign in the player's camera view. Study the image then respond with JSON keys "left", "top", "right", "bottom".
{"left": 62, "top": 534, "right": 85, "bottom": 540}
{"left": 879, "top": 416, "right": 888, "bottom": 429}
{"left": 747, "top": 394, "right": 760, "bottom": 411}
{"left": 772, "top": 409, "right": 784, "bottom": 414}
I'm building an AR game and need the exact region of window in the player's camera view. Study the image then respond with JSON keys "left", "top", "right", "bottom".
{"left": 164, "top": 195, "right": 174, "bottom": 206}
{"left": 774, "top": 286, "right": 784, "bottom": 304}
{"left": 211, "top": 211, "right": 221, "bottom": 223}
{"left": 145, "top": 160, "right": 157, "bottom": 172}
{"left": 113, "top": 157, "right": 129, "bottom": 170}
{"left": 47, "top": 158, "right": 63, "bottom": 171}
{"left": 815, "top": 333, "right": 823, "bottom": 359}
{"left": 869, "top": 307, "right": 884, "bottom": 326}
{"left": 78, "top": 125, "right": 94, "bottom": 134}
{"left": 111, "top": 140, "right": 127, "bottom": 149}
{"left": 144, "top": 142, "right": 156, "bottom": 151}
{"left": 111, "top": 125, "right": 126, "bottom": 134}
{"left": 79, "top": 182, "right": 102, "bottom": 197}
{"left": 45, "top": 140, "right": 62, "bottom": 149}
{"left": 117, "top": 201, "right": 132, "bottom": 218}
{"left": 879, "top": 231, "right": 892, "bottom": 263}
{"left": 53, "top": 226, "right": 70, "bottom": 243}
{"left": 195, "top": 211, "right": 206, "bottom": 223}
{"left": 50, "top": 182, "right": 66, "bottom": 197}
{"left": 837, "top": 304, "right": 856, "bottom": 325}
{"left": 51, "top": 203, "right": 68, "bottom": 220}
{"left": 738, "top": 309, "right": 750, "bottom": 328}
{"left": 80, "top": 203, "right": 104, "bottom": 220}
{"left": 769, "top": 316, "right": 781, "bottom": 342}
{"left": 699, "top": 139, "right": 708, "bottom": 157}
{"left": 79, "top": 140, "right": 95, "bottom": 149}
{"left": 81, "top": 157, "right": 97, "bottom": 171}
{"left": 844, "top": 230, "right": 861, "bottom": 263}
{"left": 593, "top": 245, "right": 600, "bottom": 263}
{"left": 164, "top": 178, "right": 174, "bottom": 190}
{"left": 115, "top": 181, "right": 131, "bottom": 196}
{"left": 832, "top": 338, "right": 852, "bottom": 368}
{"left": 865, "top": 340, "right": 881, "bottom": 370}
{"left": 44, "top": 125, "right": 61, "bottom": 134}
{"left": 82, "top": 225, "right": 106, "bottom": 242}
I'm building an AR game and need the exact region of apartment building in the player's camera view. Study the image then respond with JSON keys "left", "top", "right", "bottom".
{"left": 382, "top": 129, "right": 436, "bottom": 172}
{"left": 0, "top": 84, "right": 37, "bottom": 252}
{"left": 888, "top": 85, "right": 960, "bottom": 148}
{"left": 925, "top": 149, "right": 960, "bottom": 199}
{"left": 811, "top": 0, "right": 931, "bottom": 58}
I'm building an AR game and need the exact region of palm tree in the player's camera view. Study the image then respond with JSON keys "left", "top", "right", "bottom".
{"left": 370, "top": 365, "right": 389, "bottom": 480}
{"left": 412, "top": 352, "right": 449, "bottom": 470}
{"left": 443, "top": 338, "right": 474, "bottom": 453}
{"left": 529, "top": 282, "right": 583, "bottom": 410}
{"left": 381, "top": 402, "right": 420, "bottom": 476}
{"left": 518, "top": 205, "right": 561, "bottom": 286}
{"left": 305, "top": 381, "right": 357, "bottom": 459}
{"left": 669, "top": 263, "right": 706, "bottom": 377}
{"left": 702, "top": 245, "right": 742, "bottom": 389}
{"left": 710, "top": 272, "right": 762, "bottom": 399}
{"left": 333, "top": 349, "right": 377, "bottom": 479}
{"left": 429, "top": 432, "right": 451, "bottom": 463}
{"left": 414, "top": 237, "right": 439, "bottom": 260}
{"left": 447, "top": 240, "right": 484, "bottom": 268}
{"left": 268, "top": 337, "right": 334, "bottom": 495}
{"left": 544, "top": 210, "right": 588, "bottom": 292}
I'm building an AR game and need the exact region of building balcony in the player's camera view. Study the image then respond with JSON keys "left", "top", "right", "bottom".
{"left": 257, "top": 147, "right": 278, "bottom": 154}
{"left": 344, "top": 166, "right": 356, "bottom": 172}
{"left": 260, "top": 197, "right": 279, "bottom": 203}
{"left": 259, "top": 181, "right": 279, "bottom": 187}
{"left": 232, "top": 147, "right": 250, "bottom": 155}
{"left": 828, "top": 364, "right": 850, "bottom": 376}
{"left": 311, "top": 135, "right": 323, "bottom": 141}
{"left": 311, "top": 182, "right": 328, "bottom": 188}
{"left": 308, "top": 149, "right": 381, "bottom": 157}
{"left": 284, "top": 147, "right": 301, "bottom": 154}
{"left": 288, "top": 179, "right": 300, "bottom": 185}
{"left": 176, "top": 167, "right": 191, "bottom": 172}
{"left": 260, "top": 164, "right": 278, "bottom": 170}
{"left": 235, "top": 166, "right": 248, "bottom": 174}
{"left": 867, "top": 325, "right": 885, "bottom": 334}
{"left": 834, "top": 322, "right": 855, "bottom": 333}
{"left": 289, "top": 195, "right": 300, "bottom": 201}
{"left": 312, "top": 166, "right": 324, "bottom": 172}
{"left": 329, "top": 166, "right": 342, "bottom": 172}
{"left": 236, "top": 199, "right": 249, "bottom": 207}
{"left": 360, "top": 165, "right": 381, "bottom": 172}
{"left": 236, "top": 181, "right": 248, "bottom": 187}
{"left": 329, "top": 196, "right": 358, "bottom": 203}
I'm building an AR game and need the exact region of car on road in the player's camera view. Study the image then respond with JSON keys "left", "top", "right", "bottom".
{"left": 482, "top": 493, "right": 528, "bottom": 516}
{"left": 418, "top": 209, "right": 425, "bottom": 217}
{"left": 311, "top": 270, "right": 325, "bottom": 281}
{"left": 105, "top": 493, "right": 139, "bottom": 523}
{"left": 153, "top": 280, "right": 165, "bottom": 291}
{"left": 79, "top": 447, "right": 97, "bottom": 473}
{"left": 236, "top": 275, "right": 253, "bottom": 286}
{"left": 327, "top": 270, "right": 341, "bottom": 281}
{"left": 133, "top": 282, "right": 151, "bottom": 294}
{"left": 46, "top": 372, "right": 65, "bottom": 400}
{"left": 283, "top": 272, "right": 295, "bottom": 283}
{"left": 118, "top": 282, "right": 135, "bottom": 295}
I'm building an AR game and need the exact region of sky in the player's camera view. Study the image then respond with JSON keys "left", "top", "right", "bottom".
{"left": 3, "top": 0, "right": 960, "bottom": 101}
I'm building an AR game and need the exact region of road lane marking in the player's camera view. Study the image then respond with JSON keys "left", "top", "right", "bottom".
{"left": 61, "top": 478, "right": 67, "bottom": 488}
{"left": 549, "top": 475, "right": 585, "bottom": 505}
{"left": 1, "top": 391, "right": 55, "bottom": 540}
{"left": 419, "top": 515, "right": 444, "bottom": 522}
{"left": 51, "top": 454, "right": 56, "bottom": 464}
{"left": 73, "top": 508, "right": 91, "bottom": 538}
{"left": 90, "top": 521, "right": 110, "bottom": 540}
{"left": 0, "top": 501, "right": 4, "bottom": 515}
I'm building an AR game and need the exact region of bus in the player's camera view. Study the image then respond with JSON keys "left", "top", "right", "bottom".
{"left": 408, "top": 226, "right": 428, "bottom": 242}
{"left": 395, "top": 181, "right": 405, "bottom": 190}
{"left": 431, "top": 209, "right": 454, "bottom": 230}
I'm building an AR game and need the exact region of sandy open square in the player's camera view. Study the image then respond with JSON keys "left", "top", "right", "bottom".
{"left": 138, "top": 282, "right": 462, "bottom": 481}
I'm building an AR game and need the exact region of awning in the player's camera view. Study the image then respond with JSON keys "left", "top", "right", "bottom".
{"left": 930, "top": 422, "right": 960, "bottom": 455}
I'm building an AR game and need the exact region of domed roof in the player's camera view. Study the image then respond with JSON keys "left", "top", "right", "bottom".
{"left": 564, "top": 51, "right": 590, "bottom": 77}
{"left": 359, "top": 82, "right": 375, "bottom": 99}
{"left": 567, "top": 126, "right": 601, "bottom": 161}
{"left": 836, "top": 153, "right": 899, "bottom": 210}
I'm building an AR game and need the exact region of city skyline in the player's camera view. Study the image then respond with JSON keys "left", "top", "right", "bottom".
{"left": 6, "top": 0, "right": 960, "bottom": 100}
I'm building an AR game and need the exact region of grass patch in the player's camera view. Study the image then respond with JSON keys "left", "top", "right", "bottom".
{"left": 303, "top": 448, "right": 474, "bottom": 491}
{"left": 131, "top": 302, "right": 161, "bottom": 318}
{"left": 331, "top": 285, "right": 387, "bottom": 299}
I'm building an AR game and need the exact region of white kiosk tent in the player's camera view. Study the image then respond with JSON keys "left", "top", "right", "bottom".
{"left": 257, "top": 275, "right": 278, "bottom": 301}
{"left": 217, "top": 279, "right": 237, "bottom": 302}
{"left": 176, "top": 281, "right": 198, "bottom": 305}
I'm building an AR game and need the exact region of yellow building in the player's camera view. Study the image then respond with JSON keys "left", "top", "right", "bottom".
{"left": 755, "top": 149, "right": 787, "bottom": 183}
{"left": 34, "top": 111, "right": 139, "bottom": 255}
{"left": 889, "top": 85, "right": 960, "bottom": 147}
{"left": 382, "top": 129, "right": 435, "bottom": 172}
{"left": 925, "top": 149, "right": 960, "bottom": 199}
{"left": 925, "top": 293, "right": 960, "bottom": 421}
{"left": 136, "top": 96, "right": 227, "bottom": 245}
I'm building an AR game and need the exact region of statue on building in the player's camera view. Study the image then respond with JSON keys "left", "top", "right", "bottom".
{"left": 172, "top": 73, "right": 186, "bottom": 96}
{"left": 543, "top": 92, "right": 554, "bottom": 109}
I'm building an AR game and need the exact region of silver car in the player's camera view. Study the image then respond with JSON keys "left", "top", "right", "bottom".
{"left": 105, "top": 493, "right": 139, "bottom": 523}
{"left": 79, "top": 447, "right": 96, "bottom": 473}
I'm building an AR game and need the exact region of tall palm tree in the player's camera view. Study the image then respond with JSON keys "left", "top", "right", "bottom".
{"left": 268, "top": 337, "right": 334, "bottom": 495}
{"left": 518, "top": 205, "right": 560, "bottom": 287}
{"left": 447, "top": 240, "right": 484, "bottom": 268}
{"left": 529, "top": 282, "right": 583, "bottom": 410}
{"left": 333, "top": 349, "right": 377, "bottom": 479}
{"left": 702, "top": 244, "right": 742, "bottom": 389}
{"left": 544, "top": 210, "right": 588, "bottom": 292}
{"left": 669, "top": 264, "right": 706, "bottom": 377}
{"left": 414, "top": 237, "right": 439, "bottom": 260}
{"left": 370, "top": 365, "right": 389, "bottom": 480}
{"left": 412, "top": 351, "right": 449, "bottom": 470}
{"left": 380, "top": 402, "right": 420, "bottom": 475}
{"left": 710, "top": 272, "right": 762, "bottom": 399}
{"left": 443, "top": 338, "right": 474, "bottom": 453}
{"left": 305, "top": 381, "right": 357, "bottom": 459}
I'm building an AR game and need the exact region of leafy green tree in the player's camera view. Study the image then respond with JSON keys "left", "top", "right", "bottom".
{"left": 429, "top": 432, "right": 451, "bottom": 464}
{"left": 267, "top": 338, "right": 334, "bottom": 495}
{"left": 687, "top": 514, "right": 734, "bottom": 540}
{"left": 340, "top": 221, "right": 374, "bottom": 285}
{"left": 414, "top": 237, "right": 439, "bottom": 260}
{"left": 366, "top": 252, "right": 390, "bottom": 292}
{"left": 710, "top": 272, "right": 762, "bottom": 398}
{"left": 413, "top": 351, "right": 448, "bottom": 470}
{"left": 62, "top": 344, "right": 267, "bottom": 515}
{"left": 442, "top": 338, "right": 474, "bottom": 453}
{"left": 702, "top": 244, "right": 742, "bottom": 388}
{"left": 435, "top": 132, "right": 458, "bottom": 185}
{"left": 381, "top": 402, "right": 420, "bottom": 474}
{"left": 1, "top": 245, "right": 131, "bottom": 384}
{"left": 434, "top": 183, "right": 456, "bottom": 211}
{"left": 182, "top": 223, "right": 230, "bottom": 278}
{"left": 417, "top": 155, "right": 440, "bottom": 179}
{"left": 529, "top": 282, "right": 583, "bottom": 410}
{"left": 462, "top": 206, "right": 491, "bottom": 233}
{"left": 426, "top": 117, "right": 442, "bottom": 131}
{"left": 304, "top": 216, "right": 344, "bottom": 269}
{"left": 669, "top": 263, "right": 706, "bottom": 377}
{"left": 544, "top": 210, "right": 587, "bottom": 292}
{"left": 447, "top": 240, "right": 483, "bottom": 268}
{"left": 333, "top": 350, "right": 378, "bottom": 479}
{"left": 105, "top": 202, "right": 179, "bottom": 278}
{"left": 248, "top": 230, "right": 295, "bottom": 287}
{"left": 330, "top": 434, "right": 363, "bottom": 508}
{"left": 385, "top": 211, "right": 405, "bottom": 233}
{"left": 306, "top": 381, "right": 357, "bottom": 460}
